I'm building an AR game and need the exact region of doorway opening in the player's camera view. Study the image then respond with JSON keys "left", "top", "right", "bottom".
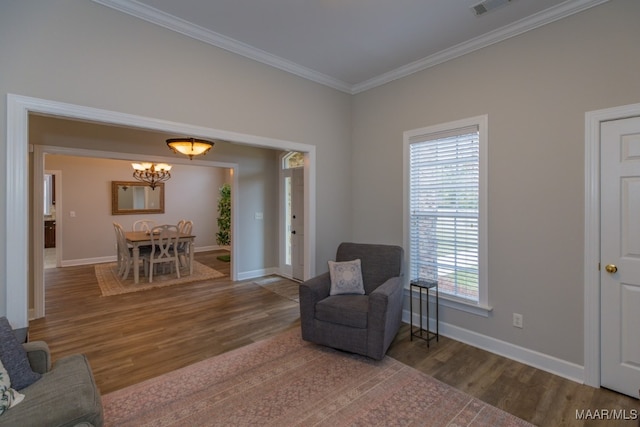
{"left": 44, "top": 170, "right": 61, "bottom": 269}
{"left": 280, "top": 152, "right": 305, "bottom": 281}
{"left": 6, "top": 94, "right": 316, "bottom": 329}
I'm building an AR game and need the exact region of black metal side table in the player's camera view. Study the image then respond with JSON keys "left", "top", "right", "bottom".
{"left": 410, "top": 279, "right": 439, "bottom": 347}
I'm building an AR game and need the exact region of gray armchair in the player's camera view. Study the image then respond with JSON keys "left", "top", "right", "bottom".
{"left": 299, "top": 242, "right": 404, "bottom": 360}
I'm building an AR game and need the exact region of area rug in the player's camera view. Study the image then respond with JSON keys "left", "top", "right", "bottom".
{"left": 254, "top": 275, "right": 300, "bottom": 302}
{"left": 95, "top": 261, "right": 225, "bottom": 296}
{"left": 102, "top": 329, "right": 533, "bottom": 427}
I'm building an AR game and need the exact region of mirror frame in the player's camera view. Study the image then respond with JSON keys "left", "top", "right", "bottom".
{"left": 111, "top": 181, "right": 165, "bottom": 215}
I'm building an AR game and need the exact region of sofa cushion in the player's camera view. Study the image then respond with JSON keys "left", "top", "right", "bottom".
{"left": 0, "top": 317, "right": 41, "bottom": 391}
{"left": 328, "top": 259, "right": 365, "bottom": 295}
{"left": 0, "top": 358, "right": 24, "bottom": 416}
{"left": 0, "top": 354, "right": 103, "bottom": 427}
{"left": 316, "top": 295, "right": 369, "bottom": 329}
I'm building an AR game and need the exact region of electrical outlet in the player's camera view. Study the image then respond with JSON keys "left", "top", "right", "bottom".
{"left": 513, "top": 313, "right": 523, "bottom": 329}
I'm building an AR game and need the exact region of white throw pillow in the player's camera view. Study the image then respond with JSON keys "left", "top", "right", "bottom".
{"left": 328, "top": 259, "right": 365, "bottom": 295}
{"left": 0, "top": 358, "right": 25, "bottom": 416}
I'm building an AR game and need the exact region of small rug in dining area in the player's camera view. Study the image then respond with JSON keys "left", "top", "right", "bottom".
{"left": 254, "top": 275, "right": 300, "bottom": 302}
{"left": 95, "top": 261, "right": 225, "bottom": 296}
{"left": 102, "top": 329, "right": 533, "bottom": 427}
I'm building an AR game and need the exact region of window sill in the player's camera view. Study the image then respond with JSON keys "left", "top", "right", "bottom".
{"left": 406, "top": 287, "right": 493, "bottom": 317}
{"left": 438, "top": 294, "right": 492, "bottom": 317}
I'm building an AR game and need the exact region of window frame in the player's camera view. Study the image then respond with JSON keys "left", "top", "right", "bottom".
{"left": 403, "top": 115, "right": 491, "bottom": 316}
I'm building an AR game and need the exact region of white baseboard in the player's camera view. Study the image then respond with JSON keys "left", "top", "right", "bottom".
{"left": 61, "top": 251, "right": 276, "bottom": 283}
{"left": 237, "top": 267, "right": 279, "bottom": 281}
{"left": 61, "top": 255, "right": 116, "bottom": 267}
{"left": 402, "top": 309, "right": 584, "bottom": 384}
{"left": 193, "top": 245, "right": 221, "bottom": 253}
{"left": 60, "top": 245, "right": 224, "bottom": 267}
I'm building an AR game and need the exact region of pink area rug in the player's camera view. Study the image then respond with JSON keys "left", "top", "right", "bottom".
{"left": 102, "top": 329, "right": 533, "bottom": 426}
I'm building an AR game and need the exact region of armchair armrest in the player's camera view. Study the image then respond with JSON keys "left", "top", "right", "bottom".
{"left": 369, "top": 276, "right": 404, "bottom": 318}
{"left": 367, "top": 276, "right": 404, "bottom": 359}
{"left": 370, "top": 276, "right": 403, "bottom": 299}
{"left": 299, "top": 272, "right": 331, "bottom": 305}
{"left": 23, "top": 341, "right": 51, "bottom": 374}
{"left": 299, "top": 272, "right": 331, "bottom": 341}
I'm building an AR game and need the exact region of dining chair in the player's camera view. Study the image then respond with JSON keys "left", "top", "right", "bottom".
{"left": 141, "top": 225, "right": 181, "bottom": 283}
{"left": 113, "top": 222, "right": 147, "bottom": 280}
{"left": 132, "top": 220, "right": 157, "bottom": 252}
{"left": 176, "top": 220, "right": 193, "bottom": 269}
{"left": 132, "top": 219, "right": 157, "bottom": 233}
{"left": 113, "top": 222, "right": 127, "bottom": 277}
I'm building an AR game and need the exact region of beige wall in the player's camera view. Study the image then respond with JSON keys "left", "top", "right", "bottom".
{"left": 43, "top": 155, "right": 226, "bottom": 262}
{"left": 351, "top": 0, "right": 640, "bottom": 365}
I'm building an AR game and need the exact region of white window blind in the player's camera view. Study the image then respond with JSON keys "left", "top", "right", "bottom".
{"left": 409, "top": 125, "right": 480, "bottom": 302}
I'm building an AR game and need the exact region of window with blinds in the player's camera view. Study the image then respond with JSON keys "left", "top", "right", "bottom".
{"left": 408, "top": 123, "right": 481, "bottom": 302}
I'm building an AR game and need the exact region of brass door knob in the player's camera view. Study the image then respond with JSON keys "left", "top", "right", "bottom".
{"left": 605, "top": 264, "right": 618, "bottom": 274}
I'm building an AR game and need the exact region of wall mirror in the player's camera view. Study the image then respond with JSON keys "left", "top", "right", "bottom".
{"left": 112, "top": 181, "right": 165, "bottom": 215}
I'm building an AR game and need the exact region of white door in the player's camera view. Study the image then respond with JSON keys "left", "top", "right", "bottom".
{"left": 291, "top": 168, "right": 304, "bottom": 280}
{"left": 601, "top": 116, "right": 640, "bottom": 398}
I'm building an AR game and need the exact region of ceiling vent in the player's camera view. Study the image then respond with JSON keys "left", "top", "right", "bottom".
{"left": 471, "top": 0, "right": 514, "bottom": 16}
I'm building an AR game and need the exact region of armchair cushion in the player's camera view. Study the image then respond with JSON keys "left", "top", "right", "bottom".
{"left": 0, "top": 317, "right": 41, "bottom": 390}
{"left": 316, "top": 295, "right": 369, "bottom": 328}
{"left": 328, "top": 259, "right": 365, "bottom": 295}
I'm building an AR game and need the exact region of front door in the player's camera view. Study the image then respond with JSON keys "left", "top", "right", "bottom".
{"left": 291, "top": 168, "right": 304, "bottom": 281}
{"left": 600, "top": 116, "right": 640, "bottom": 397}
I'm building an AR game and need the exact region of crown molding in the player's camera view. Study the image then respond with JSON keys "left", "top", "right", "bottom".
{"left": 93, "top": 0, "right": 608, "bottom": 95}
{"left": 351, "top": 0, "right": 610, "bottom": 93}
{"left": 91, "top": 0, "right": 352, "bottom": 93}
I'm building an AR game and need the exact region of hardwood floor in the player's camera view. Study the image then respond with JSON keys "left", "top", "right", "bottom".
{"left": 30, "top": 251, "right": 301, "bottom": 394}
{"left": 30, "top": 250, "right": 638, "bottom": 426}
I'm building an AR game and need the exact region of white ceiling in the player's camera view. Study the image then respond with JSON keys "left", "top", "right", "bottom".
{"left": 93, "top": 0, "right": 607, "bottom": 93}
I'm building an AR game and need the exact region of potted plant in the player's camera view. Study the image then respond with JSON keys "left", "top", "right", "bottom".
{"left": 216, "top": 183, "right": 231, "bottom": 261}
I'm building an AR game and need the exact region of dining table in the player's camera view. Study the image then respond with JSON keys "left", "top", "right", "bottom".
{"left": 124, "top": 230, "right": 196, "bottom": 284}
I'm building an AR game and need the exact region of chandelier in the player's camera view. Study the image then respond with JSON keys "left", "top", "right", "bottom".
{"left": 131, "top": 163, "right": 172, "bottom": 190}
{"left": 166, "top": 137, "right": 214, "bottom": 160}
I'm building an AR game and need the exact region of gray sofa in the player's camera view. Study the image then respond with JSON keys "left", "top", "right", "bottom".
{"left": 299, "top": 242, "right": 404, "bottom": 360}
{"left": 0, "top": 341, "right": 103, "bottom": 427}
